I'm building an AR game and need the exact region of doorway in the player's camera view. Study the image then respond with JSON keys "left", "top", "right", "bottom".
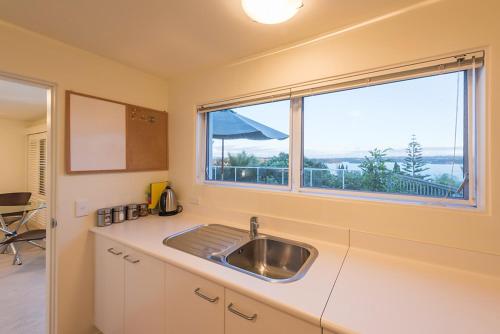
{"left": 0, "top": 74, "right": 55, "bottom": 334}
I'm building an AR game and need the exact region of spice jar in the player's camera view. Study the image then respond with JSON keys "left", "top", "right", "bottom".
{"left": 138, "top": 203, "right": 149, "bottom": 217}
{"left": 126, "top": 204, "right": 139, "bottom": 220}
{"left": 96, "top": 208, "right": 112, "bottom": 227}
{"left": 112, "top": 206, "right": 126, "bottom": 223}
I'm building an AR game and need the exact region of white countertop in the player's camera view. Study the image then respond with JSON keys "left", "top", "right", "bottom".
{"left": 322, "top": 244, "right": 500, "bottom": 334}
{"left": 91, "top": 212, "right": 500, "bottom": 333}
{"left": 90, "top": 213, "right": 348, "bottom": 327}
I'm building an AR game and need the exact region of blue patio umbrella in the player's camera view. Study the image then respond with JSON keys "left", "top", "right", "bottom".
{"left": 210, "top": 109, "right": 288, "bottom": 176}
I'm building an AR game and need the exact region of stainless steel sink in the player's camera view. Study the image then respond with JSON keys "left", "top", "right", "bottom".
{"left": 164, "top": 224, "right": 318, "bottom": 283}
{"left": 225, "top": 235, "right": 317, "bottom": 282}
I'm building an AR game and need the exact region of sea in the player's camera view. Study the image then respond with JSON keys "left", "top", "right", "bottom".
{"left": 326, "top": 162, "right": 464, "bottom": 180}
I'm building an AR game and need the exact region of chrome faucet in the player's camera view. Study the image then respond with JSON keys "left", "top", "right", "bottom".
{"left": 250, "top": 216, "right": 259, "bottom": 239}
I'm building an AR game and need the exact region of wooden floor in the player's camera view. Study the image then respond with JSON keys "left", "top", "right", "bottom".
{"left": 0, "top": 243, "right": 45, "bottom": 334}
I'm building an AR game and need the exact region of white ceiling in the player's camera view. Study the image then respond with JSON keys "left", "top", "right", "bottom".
{"left": 0, "top": 79, "right": 46, "bottom": 121}
{"left": 0, "top": 0, "right": 424, "bottom": 78}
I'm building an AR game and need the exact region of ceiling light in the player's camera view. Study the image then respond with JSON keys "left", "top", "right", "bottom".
{"left": 241, "top": 0, "right": 303, "bottom": 25}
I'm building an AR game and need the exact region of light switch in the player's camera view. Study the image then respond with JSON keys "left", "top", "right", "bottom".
{"left": 75, "top": 199, "right": 89, "bottom": 217}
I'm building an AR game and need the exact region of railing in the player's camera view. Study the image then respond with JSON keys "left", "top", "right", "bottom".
{"left": 210, "top": 166, "right": 288, "bottom": 185}
{"left": 390, "top": 174, "right": 461, "bottom": 198}
{"left": 208, "top": 166, "right": 462, "bottom": 198}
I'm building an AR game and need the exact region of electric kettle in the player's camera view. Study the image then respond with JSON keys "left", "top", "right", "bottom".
{"left": 159, "top": 186, "right": 183, "bottom": 216}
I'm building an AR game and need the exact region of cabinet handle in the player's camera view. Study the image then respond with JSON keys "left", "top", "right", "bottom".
{"left": 227, "top": 303, "right": 257, "bottom": 321}
{"left": 123, "top": 255, "right": 140, "bottom": 264}
{"left": 107, "top": 248, "right": 122, "bottom": 256}
{"left": 194, "top": 288, "right": 219, "bottom": 303}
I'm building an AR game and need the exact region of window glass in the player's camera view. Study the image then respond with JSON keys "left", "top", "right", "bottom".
{"left": 206, "top": 100, "right": 290, "bottom": 185}
{"left": 303, "top": 71, "right": 468, "bottom": 199}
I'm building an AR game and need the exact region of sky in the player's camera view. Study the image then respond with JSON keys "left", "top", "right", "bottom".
{"left": 210, "top": 71, "right": 466, "bottom": 159}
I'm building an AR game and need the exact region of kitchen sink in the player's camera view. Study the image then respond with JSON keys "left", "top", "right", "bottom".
{"left": 164, "top": 224, "right": 318, "bottom": 283}
{"left": 225, "top": 236, "right": 317, "bottom": 282}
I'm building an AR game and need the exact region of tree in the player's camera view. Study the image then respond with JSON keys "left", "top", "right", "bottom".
{"left": 393, "top": 161, "right": 401, "bottom": 173}
{"left": 263, "top": 153, "right": 330, "bottom": 169}
{"left": 304, "top": 158, "right": 328, "bottom": 169}
{"left": 263, "top": 153, "right": 339, "bottom": 187}
{"left": 434, "top": 173, "right": 461, "bottom": 188}
{"left": 360, "top": 148, "right": 390, "bottom": 192}
{"left": 227, "top": 151, "right": 259, "bottom": 167}
{"left": 263, "top": 152, "right": 289, "bottom": 168}
{"left": 402, "top": 135, "right": 429, "bottom": 179}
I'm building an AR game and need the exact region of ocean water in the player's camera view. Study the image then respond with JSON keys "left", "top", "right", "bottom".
{"left": 326, "top": 162, "right": 464, "bottom": 180}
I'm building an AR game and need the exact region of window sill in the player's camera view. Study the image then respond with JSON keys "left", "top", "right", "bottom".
{"left": 199, "top": 180, "right": 479, "bottom": 211}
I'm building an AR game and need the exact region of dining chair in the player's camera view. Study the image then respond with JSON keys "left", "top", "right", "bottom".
{"left": 0, "top": 192, "right": 32, "bottom": 227}
{"left": 0, "top": 192, "right": 46, "bottom": 265}
{"left": 0, "top": 228, "right": 46, "bottom": 265}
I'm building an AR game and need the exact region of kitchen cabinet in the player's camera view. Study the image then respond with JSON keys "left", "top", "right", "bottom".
{"left": 94, "top": 235, "right": 165, "bottom": 334}
{"left": 165, "top": 263, "right": 224, "bottom": 334}
{"left": 95, "top": 235, "right": 321, "bottom": 334}
{"left": 225, "top": 289, "right": 321, "bottom": 334}
{"left": 124, "top": 248, "right": 165, "bottom": 334}
{"left": 95, "top": 235, "right": 125, "bottom": 334}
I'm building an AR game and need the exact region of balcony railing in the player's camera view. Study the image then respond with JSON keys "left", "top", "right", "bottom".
{"left": 209, "top": 166, "right": 289, "bottom": 185}
{"left": 208, "top": 165, "right": 462, "bottom": 198}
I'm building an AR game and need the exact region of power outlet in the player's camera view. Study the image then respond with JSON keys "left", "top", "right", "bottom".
{"left": 75, "top": 199, "right": 89, "bottom": 217}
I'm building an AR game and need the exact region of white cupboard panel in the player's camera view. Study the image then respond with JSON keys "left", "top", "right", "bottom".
{"left": 165, "top": 263, "right": 224, "bottom": 334}
{"left": 95, "top": 235, "right": 125, "bottom": 334}
{"left": 225, "top": 289, "right": 321, "bottom": 334}
{"left": 124, "top": 249, "right": 165, "bottom": 334}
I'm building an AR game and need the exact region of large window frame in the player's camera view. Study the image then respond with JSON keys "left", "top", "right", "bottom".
{"left": 196, "top": 51, "right": 484, "bottom": 208}
{"left": 200, "top": 100, "right": 294, "bottom": 191}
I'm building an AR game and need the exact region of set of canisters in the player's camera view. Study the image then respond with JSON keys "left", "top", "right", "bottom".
{"left": 96, "top": 203, "right": 149, "bottom": 227}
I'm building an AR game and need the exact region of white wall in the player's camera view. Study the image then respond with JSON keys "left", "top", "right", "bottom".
{"left": 25, "top": 117, "right": 47, "bottom": 135}
{"left": 168, "top": 0, "right": 500, "bottom": 255}
{"left": 0, "top": 117, "right": 27, "bottom": 193}
{"left": 0, "top": 21, "right": 169, "bottom": 334}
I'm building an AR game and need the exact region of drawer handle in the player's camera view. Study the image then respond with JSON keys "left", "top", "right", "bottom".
{"left": 123, "top": 255, "right": 140, "bottom": 264}
{"left": 194, "top": 288, "right": 219, "bottom": 303}
{"left": 107, "top": 248, "right": 122, "bottom": 256}
{"left": 227, "top": 303, "right": 257, "bottom": 321}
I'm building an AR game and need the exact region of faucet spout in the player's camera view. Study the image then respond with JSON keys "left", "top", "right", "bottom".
{"left": 250, "top": 216, "right": 259, "bottom": 239}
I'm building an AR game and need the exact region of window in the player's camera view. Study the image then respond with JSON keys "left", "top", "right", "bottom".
{"left": 27, "top": 132, "right": 48, "bottom": 226}
{"left": 303, "top": 71, "right": 469, "bottom": 199}
{"left": 205, "top": 100, "right": 290, "bottom": 186}
{"left": 198, "top": 51, "right": 483, "bottom": 206}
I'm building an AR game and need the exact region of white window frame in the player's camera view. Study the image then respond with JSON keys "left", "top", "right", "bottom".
{"left": 196, "top": 51, "right": 484, "bottom": 209}
{"left": 197, "top": 99, "right": 294, "bottom": 191}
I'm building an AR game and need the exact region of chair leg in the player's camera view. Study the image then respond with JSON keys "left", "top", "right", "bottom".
{"left": 28, "top": 240, "right": 46, "bottom": 250}
{"left": 12, "top": 253, "right": 22, "bottom": 265}
{"left": 9, "top": 243, "right": 17, "bottom": 256}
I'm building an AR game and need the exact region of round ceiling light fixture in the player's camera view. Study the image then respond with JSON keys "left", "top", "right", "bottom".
{"left": 241, "top": 0, "right": 303, "bottom": 25}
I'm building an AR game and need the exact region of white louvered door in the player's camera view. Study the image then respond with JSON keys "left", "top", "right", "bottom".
{"left": 27, "top": 132, "right": 48, "bottom": 227}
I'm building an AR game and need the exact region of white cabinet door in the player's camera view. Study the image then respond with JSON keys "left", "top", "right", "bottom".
{"left": 95, "top": 235, "right": 126, "bottom": 334}
{"left": 122, "top": 249, "right": 165, "bottom": 334}
{"left": 225, "top": 289, "right": 321, "bottom": 334}
{"left": 165, "top": 263, "right": 224, "bottom": 334}
{"left": 123, "top": 248, "right": 165, "bottom": 334}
